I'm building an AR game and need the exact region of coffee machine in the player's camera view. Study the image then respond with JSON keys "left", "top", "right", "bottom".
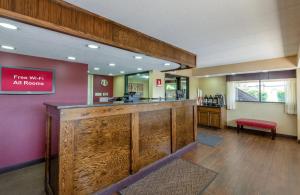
{"left": 215, "top": 94, "right": 225, "bottom": 107}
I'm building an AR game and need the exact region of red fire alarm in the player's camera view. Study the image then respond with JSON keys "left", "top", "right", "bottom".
{"left": 156, "top": 79, "right": 162, "bottom": 87}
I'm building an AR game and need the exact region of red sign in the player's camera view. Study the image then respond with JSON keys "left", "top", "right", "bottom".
{"left": 156, "top": 79, "right": 162, "bottom": 87}
{"left": 1, "top": 66, "right": 54, "bottom": 94}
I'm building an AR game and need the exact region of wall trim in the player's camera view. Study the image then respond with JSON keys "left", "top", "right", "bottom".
{"left": 226, "top": 126, "right": 297, "bottom": 139}
{"left": 0, "top": 158, "right": 45, "bottom": 175}
{"left": 193, "top": 55, "right": 297, "bottom": 77}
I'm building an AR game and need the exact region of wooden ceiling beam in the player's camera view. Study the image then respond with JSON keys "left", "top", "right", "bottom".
{"left": 0, "top": 0, "right": 196, "bottom": 68}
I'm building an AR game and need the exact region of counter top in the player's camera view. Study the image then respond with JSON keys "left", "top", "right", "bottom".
{"left": 198, "top": 105, "right": 223, "bottom": 108}
{"left": 45, "top": 99, "right": 196, "bottom": 109}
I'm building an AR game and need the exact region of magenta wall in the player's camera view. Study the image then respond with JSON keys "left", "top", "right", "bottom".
{"left": 0, "top": 51, "right": 88, "bottom": 169}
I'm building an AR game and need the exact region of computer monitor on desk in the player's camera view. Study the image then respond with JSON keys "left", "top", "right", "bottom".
{"left": 123, "top": 92, "right": 141, "bottom": 102}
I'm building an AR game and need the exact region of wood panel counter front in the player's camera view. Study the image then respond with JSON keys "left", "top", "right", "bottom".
{"left": 44, "top": 100, "right": 197, "bottom": 195}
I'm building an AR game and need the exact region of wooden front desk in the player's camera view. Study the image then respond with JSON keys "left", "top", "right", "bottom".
{"left": 44, "top": 100, "right": 197, "bottom": 194}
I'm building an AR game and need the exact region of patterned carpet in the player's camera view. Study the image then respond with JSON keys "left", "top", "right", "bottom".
{"left": 0, "top": 163, "right": 45, "bottom": 195}
{"left": 120, "top": 159, "right": 217, "bottom": 195}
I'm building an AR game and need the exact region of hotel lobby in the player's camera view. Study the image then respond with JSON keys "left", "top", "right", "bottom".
{"left": 0, "top": 1, "right": 300, "bottom": 195}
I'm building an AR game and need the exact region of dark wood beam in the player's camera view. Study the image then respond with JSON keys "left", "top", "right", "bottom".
{"left": 0, "top": 0, "right": 197, "bottom": 67}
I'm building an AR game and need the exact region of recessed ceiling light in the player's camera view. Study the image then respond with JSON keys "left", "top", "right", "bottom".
{"left": 164, "top": 63, "right": 171, "bottom": 66}
{"left": 108, "top": 73, "right": 113, "bottom": 76}
{"left": 1, "top": 45, "right": 15, "bottom": 50}
{"left": 94, "top": 67, "right": 100, "bottom": 71}
{"left": 108, "top": 63, "right": 116, "bottom": 67}
{"left": 137, "top": 68, "right": 143, "bottom": 71}
{"left": 67, "top": 56, "right": 76, "bottom": 60}
{"left": 231, "top": 73, "right": 236, "bottom": 75}
{"left": 87, "top": 44, "right": 99, "bottom": 49}
{"left": 0, "top": 23, "right": 18, "bottom": 30}
{"left": 120, "top": 71, "right": 125, "bottom": 74}
{"left": 205, "top": 75, "right": 210, "bottom": 77}
{"left": 262, "top": 70, "right": 268, "bottom": 73}
{"left": 134, "top": 56, "right": 143, "bottom": 60}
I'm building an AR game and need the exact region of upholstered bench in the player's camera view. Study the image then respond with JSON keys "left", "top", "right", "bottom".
{"left": 236, "top": 118, "right": 277, "bottom": 140}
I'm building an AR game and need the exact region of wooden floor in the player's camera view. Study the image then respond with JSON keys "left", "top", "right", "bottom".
{"left": 0, "top": 127, "right": 299, "bottom": 195}
{"left": 182, "top": 128, "right": 300, "bottom": 195}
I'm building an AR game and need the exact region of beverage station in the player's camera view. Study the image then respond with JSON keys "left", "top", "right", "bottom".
{"left": 197, "top": 90, "right": 227, "bottom": 129}
{"left": 202, "top": 94, "right": 225, "bottom": 107}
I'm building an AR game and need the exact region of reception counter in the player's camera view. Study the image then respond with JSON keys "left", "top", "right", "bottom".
{"left": 44, "top": 100, "right": 197, "bottom": 195}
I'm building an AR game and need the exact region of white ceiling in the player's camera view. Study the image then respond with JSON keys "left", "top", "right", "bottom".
{"left": 65, "top": 0, "right": 300, "bottom": 68}
{"left": 0, "top": 18, "right": 179, "bottom": 76}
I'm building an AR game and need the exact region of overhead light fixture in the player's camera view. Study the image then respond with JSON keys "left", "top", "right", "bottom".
{"left": 1, "top": 45, "right": 15, "bottom": 50}
{"left": 120, "top": 71, "right": 125, "bottom": 74}
{"left": 164, "top": 63, "right": 171, "bottom": 66}
{"left": 108, "top": 63, "right": 116, "bottom": 67}
{"left": 67, "top": 56, "right": 76, "bottom": 61}
{"left": 94, "top": 67, "right": 100, "bottom": 71}
{"left": 87, "top": 44, "right": 99, "bottom": 49}
{"left": 134, "top": 56, "right": 143, "bottom": 60}
{"left": 108, "top": 73, "right": 113, "bottom": 76}
{"left": 231, "top": 73, "right": 236, "bottom": 75}
{"left": 262, "top": 70, "right": 268, "bottom": 73}
{"left": 137, "top": 68, "right": 143, "bottom": 71}
{"left": 0, "top": 23, "right": 18, "bottom": 30}
{"left": 205, "top": 75, "right": 210, "bottom": 78}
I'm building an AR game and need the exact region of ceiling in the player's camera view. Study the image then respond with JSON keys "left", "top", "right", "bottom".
{"left": 65, "top": 0, "right": 300, "bottom": 68}
{"left": 0, "top": 17, "right": 179, "bottom": 76}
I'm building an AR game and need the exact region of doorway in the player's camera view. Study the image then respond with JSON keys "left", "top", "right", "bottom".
{"left": 165, "top": 74, "right": 189, "bottom": 100}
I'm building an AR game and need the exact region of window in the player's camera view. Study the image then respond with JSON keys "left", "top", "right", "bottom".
{"left": 125, "top": 72, "right": 150, "bottom": 98}
{"left": 236, "top": 80, "right": 286, "bottom": 103}
{"left": 261, "top": 80, "right": 285, "bottom": 102}
{"left": 165, "top": 74, "right": 189, "bottom": 100}
{"left": 236, "top": 81, "right": 260, "bottom": 102}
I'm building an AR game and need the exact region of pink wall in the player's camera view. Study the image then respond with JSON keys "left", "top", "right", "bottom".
{"left": 93, "top": 75, "right": 113, "bottom": 103}
{"left": 0, "top": 52, "right": 88, "bottom": 169}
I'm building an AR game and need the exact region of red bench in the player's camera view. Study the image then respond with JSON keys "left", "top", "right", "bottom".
{"left": 236, "top": 118, "right": 277, "bottom": 140}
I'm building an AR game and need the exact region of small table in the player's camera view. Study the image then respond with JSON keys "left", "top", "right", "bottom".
{"left": 236, "top": 118, "right": 277, "bottom": 140}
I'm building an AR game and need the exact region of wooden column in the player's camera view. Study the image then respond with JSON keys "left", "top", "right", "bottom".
{"left": 59, "top": 120, "right": 75, "bottom": 195}
{"left": 193, "top": 105, "right": 198, "bottom": 141}
{"left": 131, "top": 112, "right": 139, "bottom": 173}
{"left": 296, "top": 68, "right": 300, "bottom": 142}
{"left": 171, "top": 108, "right": 177, "bottom": 153}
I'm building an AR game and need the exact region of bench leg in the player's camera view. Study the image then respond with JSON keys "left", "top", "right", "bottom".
{"left": 237, "top": 124, "right": 240, "bottom": 133}
{"left": 271, "top": 128, "right": 276, "bottom": 140}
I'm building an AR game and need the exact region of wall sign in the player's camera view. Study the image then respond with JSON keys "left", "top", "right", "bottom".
{"left": 100, "top": 79, "right": 108, "bottom": 87}
{"left": 0, "top": 66, "right": 55, "bottom": 94}
{"left": 156, "top": 79, "right": 162, "bottom": 87}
